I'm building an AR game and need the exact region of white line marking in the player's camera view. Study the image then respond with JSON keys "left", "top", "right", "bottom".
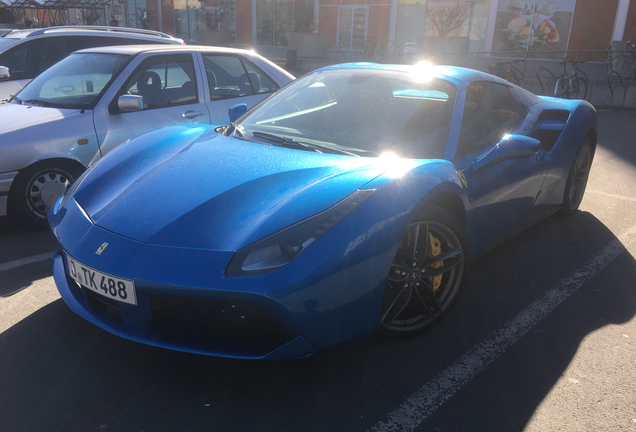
{"left": 586, "top": 189, "right": 636, "bottom": 203}
{"left": 0, "top": 251, "right": 55, "bottom": 273}
{"left": 371, "top": 239, "right": 626, "bottom": 432}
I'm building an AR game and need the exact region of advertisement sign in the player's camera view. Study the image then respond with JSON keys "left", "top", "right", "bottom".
{"left": 492, "top": 0, "right": 576, "bottom": 57}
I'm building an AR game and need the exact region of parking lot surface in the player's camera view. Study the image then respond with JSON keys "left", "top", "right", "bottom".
{"left": 1, "top": 111, "right": 635, "bottom": 432}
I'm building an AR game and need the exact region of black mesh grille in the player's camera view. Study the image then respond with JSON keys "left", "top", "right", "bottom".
{"left": 84, "top": 288, "right": 123, "bottom": 321}
{"left": 150, "top": 294, "right": 294, "bottom": 355}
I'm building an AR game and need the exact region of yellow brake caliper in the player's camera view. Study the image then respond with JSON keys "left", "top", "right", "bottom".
{"left": 428, "top": 233, "right": 443, "bottom": 292}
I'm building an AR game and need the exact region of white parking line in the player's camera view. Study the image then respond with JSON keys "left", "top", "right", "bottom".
{"left": 0, "top": 252, "right": 55, "bottom": 273}
{"left": 370, "top": 238, "right": 627, "bottom": 432}
{"left": 586, "top": 189, "right": 636, "bottom": 203}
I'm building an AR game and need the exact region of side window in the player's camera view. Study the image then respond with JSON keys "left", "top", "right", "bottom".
{"left": 242, "top": 59, "right": 279, "bottom": 94}
{"left": 456, "top": 81, "right": 526, "bottom": 158}
{"left": 202, "top": 54, "right": 278, "bottom": 100}
{"left": 119, "top": 54, "right": 197, "bottom": 111}
{"left": 0, "top": 37, "right": 69, "bottom": 80}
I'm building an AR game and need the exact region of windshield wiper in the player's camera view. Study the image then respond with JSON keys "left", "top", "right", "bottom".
{"left": 23, "top": 99, "right": 66, "bottom": 108}
{"left": 8, "top": 95, "right": 23, "bottom": 104}
{"left": 251, "top": 131, "right": 359, "bottom": 157}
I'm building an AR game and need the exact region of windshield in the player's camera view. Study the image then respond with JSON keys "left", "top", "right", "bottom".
{"left": 0, "top": 38, "right": 19, "bottom": 52}
{"left": 14, "top": 52, "right": 129, "bottom": 109}
{"left": 236, "top": 69, "right": 457, "bottom": 159}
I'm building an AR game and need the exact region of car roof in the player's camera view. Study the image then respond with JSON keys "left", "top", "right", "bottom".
{"left": 74, "top": 44, "right": 257, "bottom": 56}
{"left": 315, "top": 62, "right": 543, "bottom": 106}
{"left": 0, "top": 26, "right": 182, "bottom": 43}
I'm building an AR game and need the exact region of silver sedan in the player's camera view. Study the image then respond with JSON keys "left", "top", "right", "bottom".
{"left": 0, "top": 44, "right": 294, "bottom": 228}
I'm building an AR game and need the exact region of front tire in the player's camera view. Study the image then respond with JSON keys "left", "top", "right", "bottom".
{"left": 558, "top": 137, "right": 593, "bottom": 217}
{"left": 8, "top": 161, "right": 83, "bottom": 229}
{"left": 381, "top": 205, "right": 470, "bottom": 336}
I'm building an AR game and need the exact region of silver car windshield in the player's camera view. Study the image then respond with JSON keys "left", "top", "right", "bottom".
{"left": 236, "top": 69, "right": 457, "bottom": 159}
{"left": 15, "top": 52, "right": 129, "bottom": 109}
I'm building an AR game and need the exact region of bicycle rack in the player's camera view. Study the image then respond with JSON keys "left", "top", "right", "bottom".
{"left": 599, "top": 71, "right": 623, "bottom": 111}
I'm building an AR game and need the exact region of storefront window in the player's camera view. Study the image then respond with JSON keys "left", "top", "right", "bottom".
{"left": 257, "top": 0, "right": 316, "bottom": 46}
{"left": 174, "top": 0, "right": 202, "bottom": 41}
{"left": 396, "top": 0, "right": 491, "bottom": 54}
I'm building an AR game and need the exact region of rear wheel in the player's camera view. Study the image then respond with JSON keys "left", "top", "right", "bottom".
{"left": 558, "top": 137, "right": 593, "bottom": 217}
{"left": 381, "top": 205, "right": 470, "bottom": 336}
{"left": 571, "top": 76, "right": 588, "bottom": 100}
{"left": 608, "top": 55, "right": 634, "bottom": 79}
{"left": 8, "top": 161, "right": 83, "bottom": 229}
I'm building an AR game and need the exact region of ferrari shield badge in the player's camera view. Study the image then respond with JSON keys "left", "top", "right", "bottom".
{"left": 95, "top": 242, "right": 109, "bottom": 255}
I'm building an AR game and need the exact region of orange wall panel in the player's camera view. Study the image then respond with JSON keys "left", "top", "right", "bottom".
{"left": 319, "top": 6, "right": 339, "bottom": 48}
{"left": 368, "top": 5, "right": 390, "bottom": 49}
{"left": 567, "top": 0, "right": 619, "bottom": 60}
{"left": 623, "top": 0, "right": 636, "bottom": 41}
{"left": 235, "top": 0, "right": 252, "bottom": 45}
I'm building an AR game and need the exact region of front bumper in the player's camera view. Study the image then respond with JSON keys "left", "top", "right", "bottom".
{"left": 53, "top": 251, "right": 315, "bottom": 360}
{"left": 50, "top": 192, "right": 396, "bottom": 360}
{"left": 0, "top": 171, "right": 18, "bottom": 217}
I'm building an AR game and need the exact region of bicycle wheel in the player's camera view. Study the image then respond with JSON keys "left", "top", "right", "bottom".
{"left": 570, "top": 76, "right": 588, "bottom": 100}
{"left": 355, "top": 44, "right": 366, "bottom": 62}
{"left": 536, "top": 67, "right": 556, "bottom": 95}
{"left": 371, "top": 44, "right": 383, "bottom": 62}
{"left": 608, "top": 55, "right": 634, "bottom": 79}
{"left": 555, "top": 78, "right": 569, "bottom": 98}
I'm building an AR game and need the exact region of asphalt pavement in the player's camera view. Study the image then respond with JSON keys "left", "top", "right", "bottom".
{"left": 0, "top": 110, "right": 635, "bottom": 432}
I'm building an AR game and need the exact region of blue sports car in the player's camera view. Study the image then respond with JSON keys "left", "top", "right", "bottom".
{"left": 49, "top": 63, "right": 597, "bottom": 360}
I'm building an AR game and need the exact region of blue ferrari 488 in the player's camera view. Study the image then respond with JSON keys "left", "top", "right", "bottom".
{"left": 50, "top": 63, "right": 597, "bottom": 360}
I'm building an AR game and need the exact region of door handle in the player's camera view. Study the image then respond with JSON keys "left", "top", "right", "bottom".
{"left": 182, "top": 110, "right": 205, "bottom": 119}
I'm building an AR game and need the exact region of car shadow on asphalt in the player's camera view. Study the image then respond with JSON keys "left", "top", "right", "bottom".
{"left": 0, "top": 209, "right": 634, "bottom": 432}
{"left": 0, "top": 216, "right": 59, "bottom": 297}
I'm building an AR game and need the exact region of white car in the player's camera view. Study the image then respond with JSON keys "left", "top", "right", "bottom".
{"left": 0, "top": 26, "right": 184, "bottom": 101}
{"left": 0, "top": 44, "right": 294, "bottom": 227}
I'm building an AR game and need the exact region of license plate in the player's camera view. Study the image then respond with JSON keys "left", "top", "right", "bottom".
{"left": 66, "top": 254, "right": 137, "bottom": 305}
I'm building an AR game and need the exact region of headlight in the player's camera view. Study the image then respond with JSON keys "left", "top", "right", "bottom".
{"left": 226, "top": 189, "right": 375, "bottom": 277}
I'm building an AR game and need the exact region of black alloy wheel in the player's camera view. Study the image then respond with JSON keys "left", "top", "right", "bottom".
{"left": 381, "top": 205, "right": 470, "bottom": 336}
{"left": 558, "top": 138, "right": 593, "bottom": 217}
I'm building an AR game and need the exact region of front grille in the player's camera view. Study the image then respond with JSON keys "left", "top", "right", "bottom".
{"left": 84, "top": 288, "right": 122, "bottom": 321}
{"left": 150, "top": 294, "right": 294, "bottom": 355}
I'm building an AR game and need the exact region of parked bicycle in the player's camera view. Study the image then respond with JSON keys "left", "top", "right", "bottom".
{"left": 554, "top": 59, "right": 589, "bottom": 100}
{"left": 607, "top": 41, "right": 636, "bottom": 80}
{"left": 491, "top": 59, "right": 525, "bottom": 85}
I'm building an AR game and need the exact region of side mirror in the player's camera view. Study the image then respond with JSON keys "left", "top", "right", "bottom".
{"left": 228, "top": 103, "right": 247, "bottom": 123}
{"left": 473, "top": 134, "right": 541, "bottom": 172}
{"left": 0, "top": 66, "right": 10, "bottom": 81}
{"left": 118, "top": 95, "right": 144, "bottom": 112}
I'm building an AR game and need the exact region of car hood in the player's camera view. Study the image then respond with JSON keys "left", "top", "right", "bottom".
{"left": 0, "top": 103, "right": 82, "bottom": 135}
{"left": 72, "top": 126, "right": 403, "bottom": 251}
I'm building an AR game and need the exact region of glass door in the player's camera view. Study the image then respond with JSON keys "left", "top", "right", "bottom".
{"left": 338, "top": 6, "right": 367, "bottom": 49}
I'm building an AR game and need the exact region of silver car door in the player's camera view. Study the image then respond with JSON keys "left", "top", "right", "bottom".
{"left": 93, "top": 52, "right": 211, "bottom": 156}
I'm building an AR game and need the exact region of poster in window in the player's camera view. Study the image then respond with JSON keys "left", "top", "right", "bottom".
{"left": 492, "top": 0, "right": 576, "bottom": 58}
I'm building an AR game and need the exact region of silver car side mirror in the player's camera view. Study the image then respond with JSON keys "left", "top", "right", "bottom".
{"left": 0, "top": 66, "right": 10, "bottom": 81}
{"left": 118, "top": 95, "right": 144, "bottom": 112}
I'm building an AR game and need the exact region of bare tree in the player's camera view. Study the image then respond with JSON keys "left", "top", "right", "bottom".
{"left": 426, "top": 2, "right": 469, "bottom": 37}
{"left": 80, "top": 8, "right": 102, "bottom": 26}
{"left": 136, "top": 7, "right": 156, "bottom": 29}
